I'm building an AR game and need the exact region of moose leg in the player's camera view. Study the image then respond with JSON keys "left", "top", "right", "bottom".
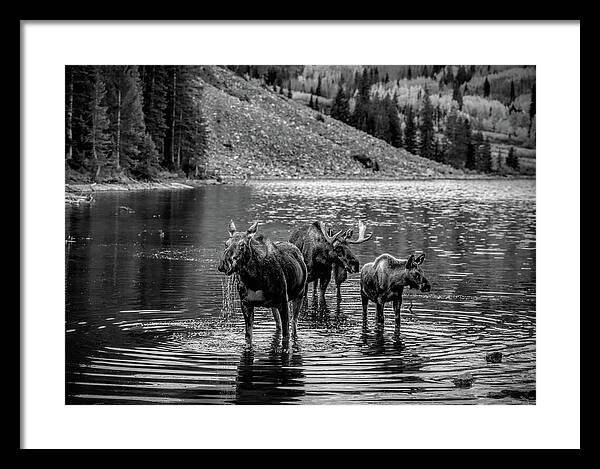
{"left": 271, "top": 307, "right": 282, "bottom": 332}
{"left": 278, "top": 300, "right": 291, "bottom": 350}
{"left": 375, "top": 302, "right": 385, "bottom": 324}
{"left": 291, "top": 294, "right": 304, "bottom": 337}
{"left": 361, "top": 292, "right": 369, "bottom": 322}
{"left": 319, "top": 275, "right": 330, "bottom": 304}
{"left": 241, "top": 302, "right": 255, "bottom": 342}
{"left": 333, "top": 264, "right": 347, "bottom": 302}
{"left": 393, "top": 299, "right": 402, "bottom": 330}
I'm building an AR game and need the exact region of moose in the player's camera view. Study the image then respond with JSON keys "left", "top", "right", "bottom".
{"left": 217, "top": 220, "right": 307, "bottom": 344}
{"left": 360, "top": 253, "right": 431, "bottom": 329}
{"left": 330, "top": 220, "right": 373, "bottom": 300}
{"left": 289, "top": 220, "right": 372, "bottom": 304}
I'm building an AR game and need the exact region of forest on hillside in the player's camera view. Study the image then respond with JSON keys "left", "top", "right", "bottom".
{"left": 65, "top": 65, "right": 535, "bottom": 183}
{"left": 228, "top": 65, "right": 536, "bottom": 174}
{"left": 65, "top": 65, "right": 209, "bottom": 182}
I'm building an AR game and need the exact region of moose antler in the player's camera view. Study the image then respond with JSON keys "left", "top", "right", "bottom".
{"left": 318, "top": 221, "right": 344, "bottom": 244}
{"left": 346, "top": 220, "right": 373, "bottom": 244}
{"left": 228, "top": 220, "right": 237, "bottom": 236}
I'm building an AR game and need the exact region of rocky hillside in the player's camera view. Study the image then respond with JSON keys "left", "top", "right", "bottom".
{"left": 198, "top": 66, "right": 465, "bottom": 180}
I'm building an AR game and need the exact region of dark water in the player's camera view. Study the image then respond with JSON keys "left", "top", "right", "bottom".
{"left": 65, "top": 179, "right": 536, "bottom": 404}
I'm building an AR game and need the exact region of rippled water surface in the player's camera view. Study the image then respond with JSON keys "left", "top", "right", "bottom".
{"left": 66, "top": 179, "right": 536, "bottom": 404}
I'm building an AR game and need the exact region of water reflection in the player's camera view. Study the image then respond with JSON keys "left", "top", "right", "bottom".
{"left": 66, "top": 179, "right": 535, "bottom": 404}
{"left": 234, "top": 332, "right": 305, "bottom": 404}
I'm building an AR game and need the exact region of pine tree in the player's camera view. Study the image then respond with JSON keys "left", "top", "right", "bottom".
{"left": 468, "top": 65, "right": 476, "bottom": 81}
{"left": 452, "top": 82, "right": 463, "bottom": 110}
{"left": 352, "top": 68, "right": 371, "bottom": 131}
{"left": 465, "top": 141, "right": 476, "bottom": 170}
{"left": 287, "top": 81, "right": 293, "bottom": 98}
{"left": 331, "top": 84, "right": 350, "bottom": 124}
{"left": 120, "top": 66, "right": 150, "bottom": 171}
{"left": 529, "top": 83, "right": 536, "bottom": 137}
{"left": 404, "top": 106, "right": 417, "bottom": 155}
{"left": 433, "top": 136, "right": 445, "bottom": 163}
{"left": 102, "top": 65, "right": 154, "bottom": 174}
{"left": 164, "top": 66, "right": 180, "bottom": 168}
{"left": 65, "top": 66, "right": 74, "bottom": 161}
{"left": 67, "top": 66, "right": 96, "bottom": 170}
{"left": 510, "top": 80, "right": 516, "bottom": 103}
{"left": 170, "top": 66, "right": 208, "bottom": 176}
{"left": 419, "top": 89, "right": 435, "bottom": 159}
{"left": 388, "top": 92, "right": 402, "bottom": 148}
{"left": 456, "top": 65, "right": 467, "bottom": 85}
{"left": 506, "top": 146, "right": 520, "bottom": 171}
{"left": 315, "top": 75, "right": 322, "bottom": 96}
{"left": 444, "top": 110, "right": 471, "bottom": 168}
{"left": 473, "top": 132, "right": 492, "bottom": 172}
{"left": 483, "top": 77, "right": 491, "bottom": 98}
{"left": 86, "top": 69, "right": 111, "bottom": 179}
{"left": 140, "top": 65, "right": 169, "bottom": 163}
{"left": 309, "top": 93, "right": 314, "bottom": 109}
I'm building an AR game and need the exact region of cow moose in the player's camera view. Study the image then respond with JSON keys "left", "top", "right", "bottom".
{"left": 218, "top": 220, "right": 307, "bottom": 344}
{"left": 360, "top": 253, "right": 431, "bottom": 329}
{"left": 289, "top": 220, "right": 372, "bottom": 304}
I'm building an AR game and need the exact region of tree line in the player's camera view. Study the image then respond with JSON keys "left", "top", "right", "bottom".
{"left": 229, "top": 64, "right": 535, "bottom": 173}
{"left": 328, "top": 68, "right": 499, "bottom": 172}
{"left": 65, "top": 65, "right": 208, "bottom": 181}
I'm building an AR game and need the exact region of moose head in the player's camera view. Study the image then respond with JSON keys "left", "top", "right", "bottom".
{"left": 323, "top": 220, "right": 372, "bottom": 273}
{"left": 403, "top": 253, "right": 431, "bottom": 292}
{"left": 218, "top": 220, "right": 259, "bottom": 276}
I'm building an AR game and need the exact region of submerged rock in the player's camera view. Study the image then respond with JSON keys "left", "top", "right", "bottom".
{"left": 486, "top": 351, "right": 503, "bottom": 363}
{"left": 453, "top": 372, "right": 475, "bottom": 388}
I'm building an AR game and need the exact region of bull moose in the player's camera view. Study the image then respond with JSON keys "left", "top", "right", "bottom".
{"left": 289, "top": 220, "right": 372, "bottom": 304}
{"left": 217, "top": 220, "right": 307, "bottom": 344}
{"left": 360, "top": 253, "right": 431, "bottom": 328}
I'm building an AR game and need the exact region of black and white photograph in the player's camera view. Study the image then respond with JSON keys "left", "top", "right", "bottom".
{"left": 64, "top": 63, "right": 536, "bottom": 404}
{"left": 22, "top": 21, "right": 579, "bottom": 449}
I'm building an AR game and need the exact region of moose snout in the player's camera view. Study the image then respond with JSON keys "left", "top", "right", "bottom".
{"left": 350, "top": 260, "right": 360, "bottom": 273}
{"left": 217, "top": 255, "right": 231, "bottom": 274}
{"left": 420, "top": 280, "right": 432, "bottom": 292}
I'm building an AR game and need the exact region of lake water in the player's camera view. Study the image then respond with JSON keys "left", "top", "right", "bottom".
{"left": 65, "top": 179, "right": 536, "bottom": 404}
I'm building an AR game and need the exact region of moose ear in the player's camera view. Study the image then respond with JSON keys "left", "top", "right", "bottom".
{"left": 415, "top": 253, "right": 425, "bottom": 265}
{"left": 228, "top": 220, "right": 237, "bottom": 236}
{"left": 247, "top": 221, "right": 259, "bottom": 235}
{"left": 406, "top": 254, "right": 415, "bottom": 269}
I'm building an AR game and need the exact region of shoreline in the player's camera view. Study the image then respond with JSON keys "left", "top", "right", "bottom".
{"left": 66, "top": 174, "right": 535, "bottom": 195}
{"left": 65, "top": 179, "right": 221, "bottom": 194}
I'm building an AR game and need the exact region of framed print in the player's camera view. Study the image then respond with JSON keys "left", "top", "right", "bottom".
{"left": 21, "top": 20, "right": 580, "bottom": 449}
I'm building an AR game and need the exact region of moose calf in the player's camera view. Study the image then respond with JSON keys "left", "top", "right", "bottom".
{"left": 360, "top": 253, "right": 431, "bottom": 328}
